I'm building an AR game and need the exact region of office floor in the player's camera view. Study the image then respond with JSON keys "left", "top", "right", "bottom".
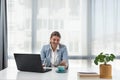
{"left": 0, "top": 59, "right": 120, "bottom": 80}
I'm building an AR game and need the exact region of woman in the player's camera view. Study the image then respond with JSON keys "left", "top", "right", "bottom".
{"left": 40, "top": 31, "right": 69, "bottom": 69}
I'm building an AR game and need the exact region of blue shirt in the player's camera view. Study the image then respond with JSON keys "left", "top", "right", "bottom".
{"left": 40, "top": 44, "right": 69, "bottom": 67}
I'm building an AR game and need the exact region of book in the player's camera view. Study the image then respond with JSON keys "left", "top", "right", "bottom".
{"left": 78, "top": 72, "right": 99, "bottom": 78}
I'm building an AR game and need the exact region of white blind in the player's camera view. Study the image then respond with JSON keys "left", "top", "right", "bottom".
{"left": 7, "top": 0, "right": 86, "bottom": 58}
{"left": 91, "top": 0, "right": 120, "bottom": 55}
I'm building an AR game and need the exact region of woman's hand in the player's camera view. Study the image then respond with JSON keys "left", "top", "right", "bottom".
{"left": 59, "top": 60, "right": 67, "bottom": 68}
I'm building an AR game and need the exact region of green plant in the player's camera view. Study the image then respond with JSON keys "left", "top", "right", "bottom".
{"left": 94, "top": 52, "right": 116, "bottom": 65}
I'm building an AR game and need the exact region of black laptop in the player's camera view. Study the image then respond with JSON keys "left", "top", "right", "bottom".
{"left": 14, "top": 53, "right": 52, "bottom": 73}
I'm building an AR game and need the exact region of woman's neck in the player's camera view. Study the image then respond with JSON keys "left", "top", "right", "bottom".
{"left": 52, "top": 46, "right": 57, "bottom": 52}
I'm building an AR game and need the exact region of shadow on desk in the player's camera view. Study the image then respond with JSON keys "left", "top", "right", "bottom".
{"left": 16, "top": 71, "right": 43, "bottom": 80}
{"left": 16, "top": 70, "right": 68, "bottom": 80}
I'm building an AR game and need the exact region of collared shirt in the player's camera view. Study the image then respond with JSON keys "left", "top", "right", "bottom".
{"left": 41, "top": 44, "right": 69, "bottom": 67}
{"left": 50, "top": 45, "right": 59, "bottom": 66}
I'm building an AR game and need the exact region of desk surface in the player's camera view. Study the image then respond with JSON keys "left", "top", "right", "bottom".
{"left": 0, "top": 60, "right": 120, "bottom": 80}
{"left": 0, "top": 66, "right": 120, "bottom": 80}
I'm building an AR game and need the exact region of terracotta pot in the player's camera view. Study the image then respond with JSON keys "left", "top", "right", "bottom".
{"left": 100, "top": 64, "right": 112, "bottom": 79}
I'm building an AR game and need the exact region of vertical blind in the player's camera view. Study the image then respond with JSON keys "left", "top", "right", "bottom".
{"left": 7, "top": 0, "right": 120, "bottom": 58}
{"left": 91, "top": 0, "right": 120, "bottom": 55}
{"left": 7, "top": 0, "right": 85, "bottom": 58}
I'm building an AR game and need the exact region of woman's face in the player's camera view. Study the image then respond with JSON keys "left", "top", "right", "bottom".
{"left": 50, "top": 36, "right": 60, "bottom": 48}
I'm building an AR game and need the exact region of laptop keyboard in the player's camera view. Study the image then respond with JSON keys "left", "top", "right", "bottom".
{"left": 44, "top": 68, "right": 52, "bottom": 72}
{"left": 45, "top": 69, "right": 52, "bottom": 72}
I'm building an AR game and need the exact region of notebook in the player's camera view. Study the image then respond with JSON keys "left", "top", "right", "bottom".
{"left": 14, "top": 53, "right": 52, "bottom": 73}
{"left": 78, "top": 72, "right": 99, "bottom": 77}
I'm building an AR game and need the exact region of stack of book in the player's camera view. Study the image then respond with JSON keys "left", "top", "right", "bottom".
{"left": 78, "top": 72, "right": 99, "bottom": 78}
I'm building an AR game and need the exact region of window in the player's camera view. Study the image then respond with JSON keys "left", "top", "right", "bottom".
{"left": 7, "top": 0, "right": 32, "bottom": 58}
{"left": 91, "top": 0, "right": 120, "bottom": 55}
{"left": 7, "top": 0, "right": 84, "bottom": 58}
{"left": 7, "top": 0, "right": 120, "bottom": 59}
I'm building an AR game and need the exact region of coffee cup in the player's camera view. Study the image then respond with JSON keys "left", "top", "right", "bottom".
{"left": 57, "top": 66, "right": 65, "bottom": 71}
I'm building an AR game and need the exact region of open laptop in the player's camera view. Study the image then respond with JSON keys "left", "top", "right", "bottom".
{"left": 14, "top": 53, "right": 52, "bottom": 73}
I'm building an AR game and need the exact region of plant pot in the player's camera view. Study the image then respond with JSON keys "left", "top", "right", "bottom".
{"left": 100, "top": 64, "right": 112, "bottom": 79}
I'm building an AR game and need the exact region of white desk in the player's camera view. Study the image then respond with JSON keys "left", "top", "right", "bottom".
{"left": 0, "top": 66, "right": 119, "bottom": 80}
{"left": 0, "top": 60, "right": 120, "bottom": 80}
{"left": 0, "top": 66, "right": 77, "bottom": 80}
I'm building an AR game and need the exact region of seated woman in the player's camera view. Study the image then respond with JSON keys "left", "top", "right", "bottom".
{"left": 40, "top": 31, "right": 69, "bottom": 69}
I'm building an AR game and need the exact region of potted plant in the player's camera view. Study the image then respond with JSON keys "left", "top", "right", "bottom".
{"left": 94, "top": 52, "right": 116, "bottom": 79}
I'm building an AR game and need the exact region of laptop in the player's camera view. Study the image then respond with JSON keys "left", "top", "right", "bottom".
{"left": 14, "top": 53, "right": 52, "bottom": 73}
